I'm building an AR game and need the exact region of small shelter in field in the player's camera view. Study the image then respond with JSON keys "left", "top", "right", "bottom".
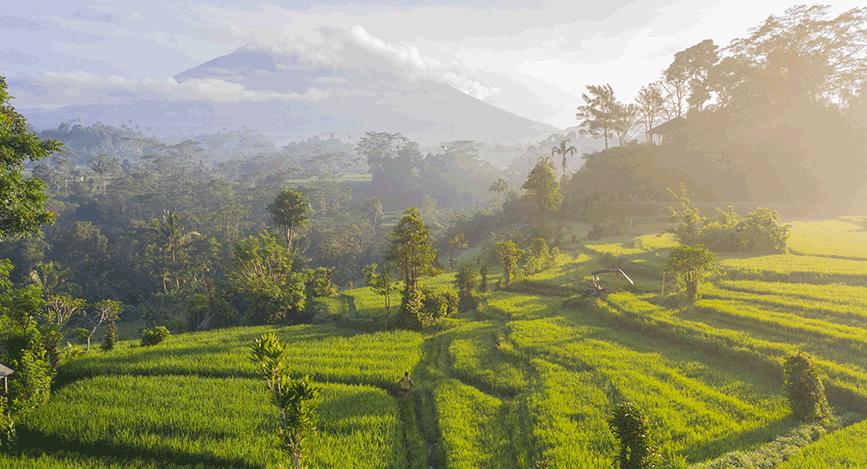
{"left": 648, "top": 116, "right": 686, "bottom": 145}
{"left": 0, "top": 363, "right": 13, "bottom": 394}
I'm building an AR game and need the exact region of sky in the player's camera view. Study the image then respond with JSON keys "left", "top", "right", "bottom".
{"left": 1, "top": 0, "right": 861, "bottom": 128}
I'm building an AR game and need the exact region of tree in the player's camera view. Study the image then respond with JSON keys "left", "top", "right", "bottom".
{"left": 521, "top": 157, "right": 562, "bottom": 228}
{"left": 609, "top": 401, "right": 655, "bottom": 469}
{"left": 0, "top": 76, "right": 61, "bottom": 239}
{"left": 489, "top": 178, "right": 511, "bottom": 206}
{"left": 496, "top": 241, "right": 523, "bottom": 286}
{"left": 551, "top": 138, "right": 577, "bottom": 180}
{"left": 251, "top": 333, "right": 320, "bottom": 469}
{"left": 784, "top": 352, "right": 830, "bottom": 422}
{"left": 386, "top": 208, "right": 437, "bottom": 291}
{"left": 363, "top": 263, "right": 399, "bottom": 329}
{"left": 267, "top": 189, "right": 310, "bottom": 251}
{"left": 86, "top": 299, "right": 121, "bottom": 352}
{"left": 725, "top": 5, "right": 867, "bottom": 107}
{"left": 143, "top": 210, "right": 201, "bottom": 293}
{"left": 41, "top": 294, "right": 86, "bottom": 368}
{"left": 613, "top": 103, "right": 639, "bottom": 146}
{"left": 576, "top": 84, "right": 619, "bottom": 150}
{"left": 447, "top": 232, "right": 468, "bottom": 268}
{"left": 636, "top": 82, "right": 665, "bottom": 143}
{"left": 664, "top": 39, "right": 720, "bottom": 114}
{"left": 363, "top": 198, "right": 384, "bottom": 239}
{"left": 387, "top": 208, "right": 438, "bottom": 325}
{"left": 228, "top": 231, "right": 306, "bottom": 324}
{"left": 664, "top": 245, "right": 717, "bottom": 301}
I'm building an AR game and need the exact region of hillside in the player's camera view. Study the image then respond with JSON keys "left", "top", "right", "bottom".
{"left": 4, "top": 219, "right": 867, "bottom": 467}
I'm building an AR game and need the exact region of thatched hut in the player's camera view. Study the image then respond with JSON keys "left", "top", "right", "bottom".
{"left": 0, "top": 363, "right": 13, "bottom": 394}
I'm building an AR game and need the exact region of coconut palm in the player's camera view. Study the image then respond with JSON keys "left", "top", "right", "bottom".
{"left": 551, "top": 138, "right": 577, "bottom": 180}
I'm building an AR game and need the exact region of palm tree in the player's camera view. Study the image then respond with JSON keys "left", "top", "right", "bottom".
{"left": 551, "top": 138, "right": 577, "bottom": 180}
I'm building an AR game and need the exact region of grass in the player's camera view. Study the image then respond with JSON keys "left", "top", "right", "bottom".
{"left": 788, "top": 219, "right": 867, "bottom": 260}
{"left": 780, "top": 418, "right": 867, "bottom": 468}
{"left": 7, "top": 218, "right": 867, "bottom": 467}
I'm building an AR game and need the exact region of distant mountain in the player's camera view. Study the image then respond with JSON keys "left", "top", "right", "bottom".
{"left": 25, "top": 44, "right": 558, "bottom": 145}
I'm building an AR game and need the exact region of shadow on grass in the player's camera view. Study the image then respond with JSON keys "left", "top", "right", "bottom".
{"left": 12, "top": 427, "right": 262, "bottom": 469}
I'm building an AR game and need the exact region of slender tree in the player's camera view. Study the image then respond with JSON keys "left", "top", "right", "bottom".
{"left": 267, "top": 189, "right": 310, "bottom": 251}
{"left": 521, "top": 157, "right": 563, "bottom": 228}
{"left": 576, "top": 84, "right": 619, "bottom": 150}
{"left": 386, "top": 208, "right": 437, "bottom": 291}
{"left": 551, "top": 138, "right": 578, "bottom": 180}
{"left": 251, "top": 333, "right": 320, "bottom": 469}
{"left": 86, "top": 299, "right": 121, "bottom": 352}
{"left": 636, "top": 82, "right": 665, "bottom": 143}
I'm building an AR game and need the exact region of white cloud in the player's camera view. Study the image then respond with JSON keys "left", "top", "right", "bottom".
{"left": 33, "top": 71, "right": 327, "bottom": 105}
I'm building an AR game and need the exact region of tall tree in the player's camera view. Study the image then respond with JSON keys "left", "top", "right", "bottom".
{"left": 362, "top": 263, "right": 399, "bottom": 329}
{"left": 267, "top": 189, "right": 310, "bottom": 251}
{"left": 521, "top": 157, "right": 562, "bottom": 228}
{"left": 636, "top": 82, "right": 666, "bottom": 142}
{"left": 664, "top": 39, "right": 720, "bottom": 114}
{"left": 143, "top": 210, "right": 201, "bottom": 293}
{"left": 386, "top": 208, "right": 437, "bottom": 291}
{"left": 576, "top": 84, "right": 619, "bottom": 150}
{"left": 551, "top": 138, "right": 577, "bottom": 180}
{"left": 362, "top": 198, "right": 384, "bottom": 239}
{"left": 0, "top": 76, "right": 61, "bottom": 238}
{"left": 613, "top": 103, "right": 639, "bottom": 146}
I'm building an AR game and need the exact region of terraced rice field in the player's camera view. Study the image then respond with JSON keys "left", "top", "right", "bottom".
{"left": 4, "top": 218, "right": 867, "bottom": 467}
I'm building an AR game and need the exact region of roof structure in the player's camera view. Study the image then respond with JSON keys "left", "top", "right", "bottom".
{"left": 648, "top": 116, "right": 687, "bottom": 135}
{"left": 0, "top": 363, "right": 13, "bottom": 377}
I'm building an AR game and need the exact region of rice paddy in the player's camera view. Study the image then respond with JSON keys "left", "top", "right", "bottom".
{"left": 4, "top": 218, "right": 867, "bottom": 467}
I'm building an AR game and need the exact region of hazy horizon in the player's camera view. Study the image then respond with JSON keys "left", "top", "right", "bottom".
{"left": 3, "top": 0, "right": 861, "bottom": 129}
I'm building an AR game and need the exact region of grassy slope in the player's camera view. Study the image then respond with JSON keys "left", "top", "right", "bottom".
{"left": 5, "top": 218, "right": 867, "bottom": 468}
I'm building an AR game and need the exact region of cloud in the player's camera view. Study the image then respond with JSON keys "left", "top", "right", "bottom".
{"left": 27, "top": 71, "right": 327, "bottom": 106}
{"left": 249, "top": 25, "right": 499, "bottom": 101}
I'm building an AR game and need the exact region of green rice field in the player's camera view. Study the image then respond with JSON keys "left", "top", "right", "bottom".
{"left": 4, "top": 218, "right": 867, "bottom": 468}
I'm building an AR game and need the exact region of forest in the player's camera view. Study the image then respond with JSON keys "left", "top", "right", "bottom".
{"left": 1, "top": 3, "right": 867, "bottom": 468}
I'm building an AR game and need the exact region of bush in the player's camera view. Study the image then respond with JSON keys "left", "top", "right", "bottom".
{"left": 9, "top": 345, "right": 53, "bottom": 415}
{"left": 587, "top": 218, "right": 631, "bottom": 240}
{"left": 101, "top": 322, "right": 117, "bottom": 351}
{"left": 0, "top": 397, "right": 14, "bottom": 448}
{"left": 422, "top": 290, "right": 458, "bottom": 325}
{"left": 665, "top": 245, "right": 717, "bottom": 301}
{"left": 609, "top": 400, "right": 655, "bottom": 469}
{"left": 455, "top": 263, "right": 479, "bottom": 312}
{"left": 141, "top": 326, "right": 171, "bottom": 347}
{"left": 668, "top": 188, "right": 789, "bottom": 253}
{"left": 784, "top": 352, "right": 830, "bottom": 421}
{"left": 398, "top": 286, "right": 458, "bottom": 329}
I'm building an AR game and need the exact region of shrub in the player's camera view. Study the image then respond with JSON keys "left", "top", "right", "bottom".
{"left": 9, "top": 345, "right": 53, "bottom": 415}
{"left": 101, "top": 322, "right": 117, "bottom": 351}
{"left": 784, "top": 352, "right": 830, "bottom": 421}
{"left": 250, "top": 333, "right": 320, "bottom": 469}
{"left": 0, "top": 397, "right": 13, "bottom": 448}
{"left": 668, "top": 187, "right": 789, "bottom": 253}
{"left": 455, "top": 263, "right": 479, "bottom": 312}
{"left": 422, "top": 290, "right": 458, "bottom": 324}
{"left": 140, "top": 326, "right": 171, "bottom": 347}
{"left": 587, "top": 218, "right": 631, "bottom": 240}
{"left": 609, "top": 400, "right": 655, "bottom": 469}
{"left": 665, "top": 245, "right": 717, "bottom": 301}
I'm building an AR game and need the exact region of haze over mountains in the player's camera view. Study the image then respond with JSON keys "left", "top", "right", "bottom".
{"left": 24, "top": 40, "right": 558, "bottom": 145}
